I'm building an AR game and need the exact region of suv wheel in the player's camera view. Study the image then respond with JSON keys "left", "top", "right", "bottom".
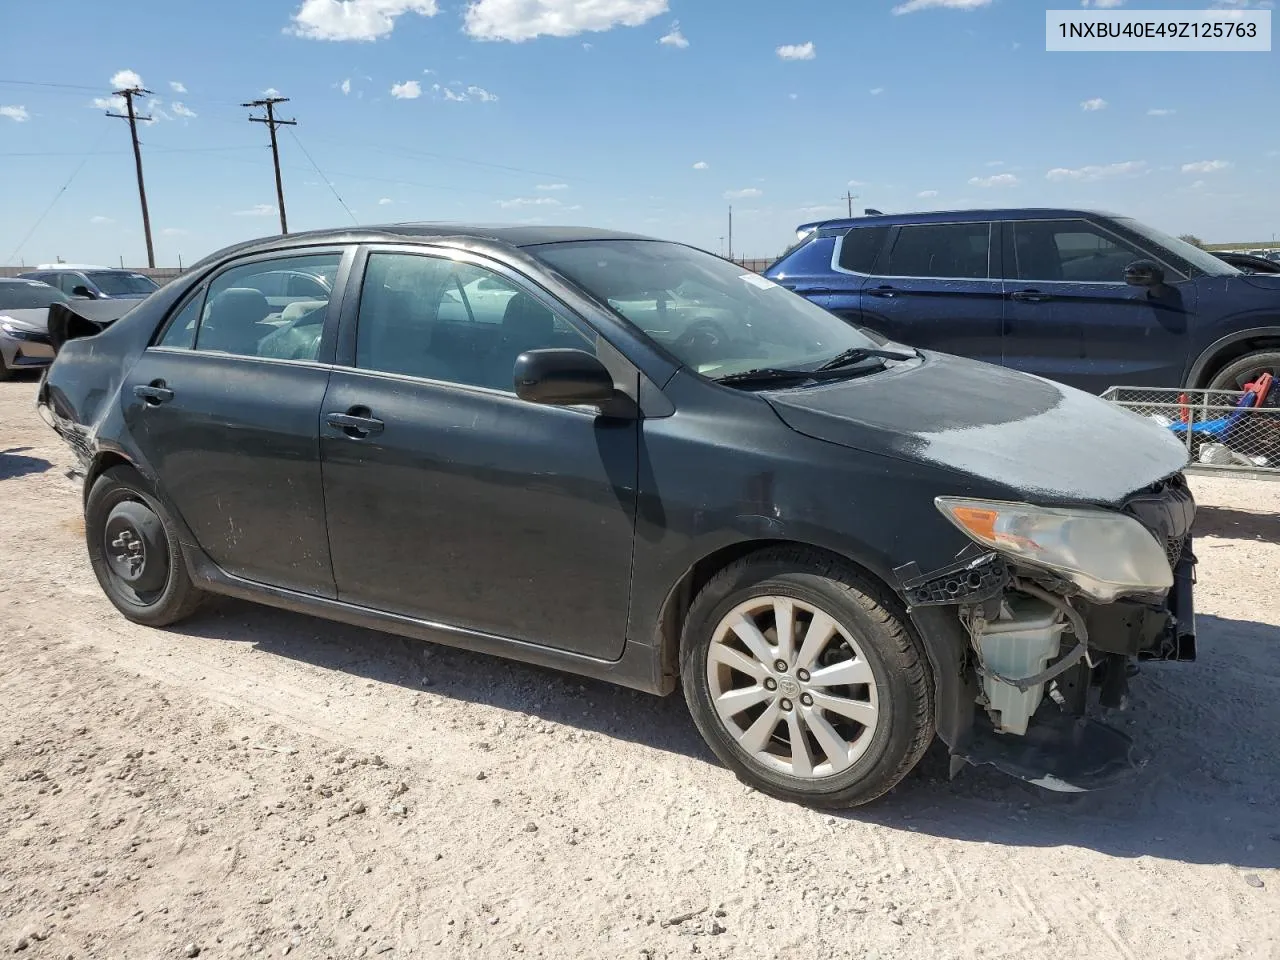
{"left": 1208, "top": 350, "right": 1280, "bottom": 392}
{"left": 85, "top": 465, "right": 206, "bottom": 626}
{"left": 681, "top": 548, "right": 934, "bottom": 808}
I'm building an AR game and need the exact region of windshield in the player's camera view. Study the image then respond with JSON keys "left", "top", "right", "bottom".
{"left": 0, "top": 281, "right": 70, "bottom": 310}
{"left": 1115, "top": 218, "right": 1240, "bottom": 277}
{"left": 87, "top": 271, "right": 160, "bottom": 296}
{"left": 529, "top": 240, "right": 881, "bottom": 379}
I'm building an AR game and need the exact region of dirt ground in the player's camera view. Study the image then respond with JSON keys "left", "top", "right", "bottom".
{"left": 1, "top": 376, "right": 1277, "bottom": 960}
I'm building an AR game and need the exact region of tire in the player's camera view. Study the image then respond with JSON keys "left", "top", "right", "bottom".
{"left": 85, "top": 464, "right": 206, "bottom": 627}
{"left": 0, "top": 353, "right": 15, "bottom": 382}
{"left": 1207, "top": 350, "right": 1280, "bottom": 392}
{"left": 680, "top": 547, "right": 934, "bottom": 808}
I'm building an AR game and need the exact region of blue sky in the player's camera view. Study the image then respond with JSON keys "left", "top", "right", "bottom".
{"left": 1, "top": 0, "right": 1277, "bottom": 267}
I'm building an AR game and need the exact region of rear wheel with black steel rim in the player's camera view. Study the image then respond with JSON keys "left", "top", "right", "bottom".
{"left": 85, "top": 465, "right": 205, "bottom": 626}
{"left": 1208, "top": 351, "right": 1280, "bottom": 393}
{"left": 681, "top": 548, "right": 934, "bottom": 808}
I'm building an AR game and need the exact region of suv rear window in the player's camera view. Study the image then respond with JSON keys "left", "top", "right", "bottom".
{"left": 881, "top": 222, "right": 991, "bottom": 279}
{"left": 836, "top": 226, "right": 890, "bottom": 273}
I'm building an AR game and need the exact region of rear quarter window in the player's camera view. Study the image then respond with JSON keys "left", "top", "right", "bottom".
{"left": 836, "top": 226, "right": 891, "bottom": 274}
{"left": 770, "top": 235, "right": 838, "bottom": 277}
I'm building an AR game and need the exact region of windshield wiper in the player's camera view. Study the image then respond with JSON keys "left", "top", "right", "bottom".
{"left": 715, "top": 367, "right": 814, "bottom": 386}
{"left": 815, "top": 346, "right": 917, "bottom": 372}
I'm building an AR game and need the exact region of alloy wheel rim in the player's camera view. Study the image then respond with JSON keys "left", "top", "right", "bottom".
{"left": 706, "top": 595, "right": 879, "bottom": 780}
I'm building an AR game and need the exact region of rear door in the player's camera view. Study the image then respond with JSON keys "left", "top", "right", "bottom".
{"left": 857, "top": 221, "right": 1004, "bottom": 361}
{"left": 121, "top": 247, "right": 352, "bottom": 596}
{"left": 820, "top": 225, "right": 891, "bottom": 328}
{"left": 1001, "top": 219, "right": 1194, "bottom": 392}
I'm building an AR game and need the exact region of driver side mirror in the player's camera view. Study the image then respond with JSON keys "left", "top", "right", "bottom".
{"left": 1124, "top": 261, "right": 1165, "bottom": 288}
{"left": 514, "top": 348, "right": 616, "bottom": 406}
{"left": 71, "top": 285, "right": 97, "bottom": 299}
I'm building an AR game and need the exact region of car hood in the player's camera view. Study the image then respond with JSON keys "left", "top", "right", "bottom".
{"left": 0, "top": 308, "right": 52, "bottom": 333}
{"left": 764, "top": 351, "right": 1189, "bottom": 507}
{"left": 1241, "top": 273, "right": 1280, "bottom": 292}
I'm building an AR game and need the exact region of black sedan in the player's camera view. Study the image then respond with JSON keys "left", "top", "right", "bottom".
{"left": 38, "top": 224, "right": 1196, "bottom": 807}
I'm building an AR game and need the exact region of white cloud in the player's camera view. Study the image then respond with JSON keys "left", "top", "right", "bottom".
{"left": 89, "top": 215, "right": 113, "bottom": 224}
{"left": 917, "top": 190, "right": 939, "bottom": 198}
{"left": 378, "top": 197, "right": 393, "bottom": 205}
{"left": 969, "top": 173, "right": 1019, "bottom": 187}
{"left": 161, "top": 227, "right": 189, "bottom": 236}
{"left": 464, "top": 0, "right": 668, "bottom": 42}
{"left": 798, "top": 204, "right": 842, "bottom": 217}
{"left": 235, "top": 204, "right": 279, "bottom": 217}
{"left": 290, "top": 0, "right": 439, "bottom": 41}
{"left": 0, "top": 105, "right": 28, "bottom": 122}
{"left": 1081, "top": 97, "right": 1108, "bottom": 111}
{"left": 430, "top": 82, "right": 499, "bottom": 102}
{"left": 536, "top": 183, "right": 569, "bottom": 191}
{"left": 776, "top": 41, "right": 815, "bottom": 60}
{"left": 892, "top": 0, "right": 992, "bottom": 13}
{"left": 341, "top": 78, "right": 352, "bottom": 94}
{"left": 92, "top": 95, "right": 126, "bottom": 112}
{"left": 1209, "top": 0, "right": 1273, "bottom": 9}
{"left": 171, "top": 101, "right": 197, "bottom": 118}
{"left": 497, "top": 197, "right": 562, "bottom": 208}
{"left": 1081, "top": 0, "right": 1125, "bottom": 6}
{"left": 1046, "top": 160, "right": 1147, "bottom": 182}
{"left": 110, "top": 69, "right": 143, "bottom": 90}
{"left": 659, "top": 20, "right": 688, "bottom": 47}
{"left": 788, "top": 92, "right": 798, "bottom": 100}
{"left": 692, "top": 161, "right": 709, "bottom": 170}
{"left": 169, "top": 81, "right": 187, "bottom": 93}
{"left": 582, "top": 41, "right": 593, "bottom": 50}
{"left": 724, "top": 188, "right": 763, "bottom": 200}
{"left": 1182, "top": 159, "right": 1231, "bottom": 173}
{"left": 848, "top": 179, "right": 867, "bottom": 188}
{"left": 869, "top": 87, "right": 885, "bottom": 95}
{"left": 986, "top": 160, "right": 1005, "bottom": 167}
{"left": 264, "top": 87, "right": 282, "bottom": 97}
{"left": 1147, "top": 108, "right": 1175, "bottom": 116}
{"left": 391, "top": 80, "right": 422, "bottom": 99}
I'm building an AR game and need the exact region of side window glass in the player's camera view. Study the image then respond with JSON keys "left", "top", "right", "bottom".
{"left": 1014, "top": 220, "right": 1147, "bottom": 284}
{"left": 836, "top": 226, "right": 890, "bottom": 273}
{"left": 156, "top": 290, "right": 204, "bottom": 349}
{"left": 882, "top": 223, "right": 991, "bottom": 279}
{"left": 57, "top": 274, "right": 79, "bottom": 294}
{"left": 356, "top": 252, "right": 593, "bottom": 392}
{"left": 191, "top": 253, "right": 342, "bottom": 361}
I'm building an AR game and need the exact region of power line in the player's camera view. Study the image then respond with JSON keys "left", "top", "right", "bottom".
{"left": 842, "top": 191, "right": 859, "bottom": 217}
{"left": 243, "top": 96, "right": 297, "bottom": 235}
{"left": 287, "top": 128, "right": 359, "bottom": 226}
{"left": 5, "top": 130, "right": 109, "bottom": 265}
{"left": 0, "top": 79, "right": 105, "bottom": 91}
{"left": 106, "top": 85, "right": 157, "bottom": 268}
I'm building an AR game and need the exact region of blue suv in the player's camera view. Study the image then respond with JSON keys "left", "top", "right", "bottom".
{"left": 764, "top": 208, "right": 1280, "bottom": 394}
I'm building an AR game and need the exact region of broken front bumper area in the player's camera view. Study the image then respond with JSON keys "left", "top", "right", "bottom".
{"left": 901, "top": 538, "right": 1196, "bottom": 794}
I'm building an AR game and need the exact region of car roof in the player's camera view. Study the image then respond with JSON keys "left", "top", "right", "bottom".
{"left": 187, "top": 223, "right": 662, "bottom": 273}
{"left": 797, "top": 207, "right": 1125, "bottom": 232}
{"left": 1, "top": 277, "right": 56, "bottom": 286}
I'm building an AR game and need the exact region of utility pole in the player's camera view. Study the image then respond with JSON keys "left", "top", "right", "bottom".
{"left": 843, "top": 191, "right": 859, "bottom": 218}
{"left": 728, "top": 205, "right": 734, "bottom": 262}
{"left": 106, "top": 86, "right": 155, "bottom": 268}
{"left": 243, "top": 96, "right": 297, "bottom": 235}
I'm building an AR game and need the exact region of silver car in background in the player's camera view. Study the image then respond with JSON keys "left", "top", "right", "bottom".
{"left": 0, "top": 278, "right": 66, "bottom": 380}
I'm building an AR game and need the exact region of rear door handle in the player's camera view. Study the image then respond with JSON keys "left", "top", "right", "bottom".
{"left": 133, "top": 382, "right": 174, "bottom": 404}
{"left": 865, "top": 286, "right": 898, "bottom": 299}
{"left": 326, "top": 409, "right": 385, "bottom": 439}
{"left": 1010, "top": 290, "right": 1053, "bottom": 303}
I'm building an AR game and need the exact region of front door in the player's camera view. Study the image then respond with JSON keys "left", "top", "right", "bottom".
{"left": 122, "top": 249, "right": 347, "bottom": 596}
{"left": 857, "top": 221, "right": 1004, "bottom": 363}
{"left": 319, "top": 248, "right": 639, "bottom": 659}
{"left": 1001, "top": 219, "right": 1194, "bottom": 393}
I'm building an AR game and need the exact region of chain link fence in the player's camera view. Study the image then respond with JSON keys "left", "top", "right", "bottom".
{"left": 1103, "top": 385, "right": 1280, "bottom": 480}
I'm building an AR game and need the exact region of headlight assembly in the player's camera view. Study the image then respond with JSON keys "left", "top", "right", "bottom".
{"left": 935, "top": 497, "right": 1173, "bottom": 602}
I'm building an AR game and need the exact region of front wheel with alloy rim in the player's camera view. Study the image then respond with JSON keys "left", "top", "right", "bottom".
{"left": 681, "top": 549, "right": 934, "bottom": 808}
{"left": 1207, "top": 350, "right": 1280, "bottom": 393}
{"left": 85, "top": 465, "right": 206, "bottom": 627}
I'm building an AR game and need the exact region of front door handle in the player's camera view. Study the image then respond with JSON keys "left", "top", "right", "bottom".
{"left": 326, "top": 408, "right": 385, "bottom": 439}
{"left": 865, "top": 286, "right": 898, "bottom": 299}
{"left": 134, "top": 382, "right": 174, "bottom": 405}
{"left": 1010, "top": 290, "right": 1053, "bottom": 303}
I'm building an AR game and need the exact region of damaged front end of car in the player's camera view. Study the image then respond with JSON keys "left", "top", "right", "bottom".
{"left": 896, "top": 473, "right": 1196, "bottom": 793}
